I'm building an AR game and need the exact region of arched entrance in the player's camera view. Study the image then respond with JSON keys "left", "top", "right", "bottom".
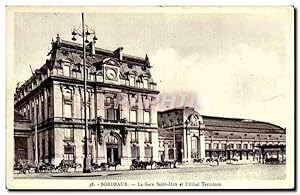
{"left": 105, "top": 133, "right": 121, "bottom": 163}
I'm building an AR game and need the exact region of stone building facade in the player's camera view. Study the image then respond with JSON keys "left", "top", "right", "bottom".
{"left": 14, "top": 35, "right": 159, "bottom": 168}
{"left": 157, "top": 107, "right": 286, "bottom": 163}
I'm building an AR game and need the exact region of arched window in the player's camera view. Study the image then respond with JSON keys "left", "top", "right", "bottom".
{"left": 106, "top": 135, "right": 118, "bottom": 144}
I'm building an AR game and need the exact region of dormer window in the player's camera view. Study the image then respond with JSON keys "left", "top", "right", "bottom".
{"left": 129, "top": 76, "right": 135, "bottom": 87}
{"left": 63, "top": 64, "right": 70, "bottom": 77}
{"left": 143, "top": 79, "right": 149, "bottom": 89}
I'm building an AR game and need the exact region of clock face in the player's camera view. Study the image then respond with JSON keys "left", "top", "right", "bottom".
{"left": 106, "top": 68, "right": 117, "bottom": 80}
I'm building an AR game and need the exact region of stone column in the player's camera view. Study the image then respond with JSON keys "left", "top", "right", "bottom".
{"left": 183, "top": 128, "right": 187, "bottom": 162}
{"left": 187, "top": 132, "right": 192, "bottom": 162}
{"left": 139, "top": 131, "right": 145, "bottom": 160}
{"left": 151, "top": 131, "right": 159, "bottom": 161}
{"left": 44, "top": 88, "right": 47, "bottom": 120}
{"left": 164, "top": 142, "right": 169, "bottom": 161}
{"left": 199, "top": 133, "right": 205, "bottom": 159}
{"left": 119, "top": 129, "right": 132, "bottom": 168}
{"left": 38, "top": 94, "right": 42, "bottom": 124}
{"left": 96, "top": 92, "right": 105, "bottom": 118}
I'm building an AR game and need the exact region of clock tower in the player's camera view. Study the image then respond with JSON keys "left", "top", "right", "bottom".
{"left": 102, "top": 58, "right": 120, "bottom": 84}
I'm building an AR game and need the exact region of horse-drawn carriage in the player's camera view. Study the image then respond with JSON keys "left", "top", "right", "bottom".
{"left": 129, "top": 159, "right": 176, "bottom": 170}
{"left": 54, "top": 160, "right": 82, "bottom": 173}
{"left": 91, "top": 161, "right": 121, "bottom": 171}
{"left": 14, "top": 160, "right": 37, "bottom": 174}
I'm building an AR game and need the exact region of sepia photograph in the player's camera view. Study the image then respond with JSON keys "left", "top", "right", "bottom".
{"left": 6, "top": 6, "right": 295, "bottom": 190}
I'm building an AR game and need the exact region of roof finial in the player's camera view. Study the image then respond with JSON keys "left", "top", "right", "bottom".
{"left": 56, "top": 34, "right": 61, "bottom": 43}
{"left": 145, "top": 54, "right": 150, "bottom": 67}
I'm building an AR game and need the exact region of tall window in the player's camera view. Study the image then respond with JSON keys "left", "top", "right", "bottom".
{"left": 47, "top": 89, "right": 51, "bottom": 119}
{"left": 144, "top": 111, "right": 150, "bottom": 124}
{"left": 236, "top": 144, "right": 241, "bottom": 149}
{"left": 144, "top": 132, "right": 151, "bottom": 143}
{"left": 41, "top": 95, "right": 44, "bottom": 122}
{"left": 130, "top": 131, "right": 138, "bottom": 143}
{"left": 63, "top": 89, "right": 72, "bottom": 119}
{"left": 64, "top": 128, "right": 74, "bottom": 141}
{"left": 26, "top": 104, "right": 30, "bottom": 119}
{"left": 130, "top": 110, "right": 137, "bottom": 123}
{"left": 63, "top": 145, "right": 75, "bottom": 161}
{"left": 31, "top": 100, "right": 34, "bottom": 121}
{"left": 64, "top": 104, "right": 72, "bottom": 118}
{"left": 243, "top": 144, "right": 248, "bottom": 149}
{"left": 104, "top": 96, "right": 120, "bottom": 121}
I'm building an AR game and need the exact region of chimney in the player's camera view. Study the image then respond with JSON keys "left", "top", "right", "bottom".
{"left": 91, "top": 40, "right": 96, "bottom": 55}
{"left": 114, "top": 47, "right": 124, "bottom": 61}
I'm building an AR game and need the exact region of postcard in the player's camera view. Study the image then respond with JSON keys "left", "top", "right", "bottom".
{"left": 6, "top": 6, "right": 295, "bottom": 190}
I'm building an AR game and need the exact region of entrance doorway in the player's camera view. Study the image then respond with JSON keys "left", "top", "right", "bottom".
{"left": 106, "top": 134, "right": 120, "bottom": 163}
{"left": 107, "top": 146, "right": 118, "bottom": 163}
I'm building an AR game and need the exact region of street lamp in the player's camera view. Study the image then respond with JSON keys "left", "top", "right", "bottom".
{"left": 71, "top": 13, "right": 98, "bottom": 173}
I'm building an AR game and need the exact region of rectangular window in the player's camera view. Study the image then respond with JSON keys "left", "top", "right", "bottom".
{"left": 213, "top": 143, "right": 219, "bottom": 149}
{"left": 64, "top": 128, "right": 74, "bottom": 140}
{"left": 131, "top": 131, "right": 138, "bottom": 143}
{"left": 63, "top": 65, "right": 70, "bottom": 77}
{"left": 143, "top": 80, "right": 149, "bottom": 89}
{"left": 41, "top": 96, "right": 44, "bottom": 122}
{"left": 221, "top": 143, "right": 226, "bottom": 150}
{"left": 144, "top": 111, "right": 150, "bottom": 124}
{"left": 229, "top": 144, "right": 234, "bottom": 150}
{"left": 243, "top": 144, "right": 248, "bottom": 149}
{"left": 63, "top": 146, "right": 75, "bottom": 161}
{"left": 236, "top": 144, "right": 241, "bottom": 149}
{"left": 144, "top": 132, "right": 151, "bottom": 143}
{"left": 249, "top": 144, "right": 254, "bottom": 149}
{"left": 64, "top": 103, "right": 72, "bottom": 118}
{"left": 205, "top": 143, "right": 210, "bottom": 150}
{"left": 130, "top": 110, "right": 137, "bottom": 123}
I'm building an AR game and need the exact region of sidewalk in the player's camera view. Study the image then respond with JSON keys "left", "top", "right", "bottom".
{"left": 51, "top": 171, "right": 122, "bottom": 177}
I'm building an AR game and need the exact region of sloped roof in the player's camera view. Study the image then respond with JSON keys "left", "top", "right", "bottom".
{"left": 202, "top": 115, "right": 285, "bottom": 134}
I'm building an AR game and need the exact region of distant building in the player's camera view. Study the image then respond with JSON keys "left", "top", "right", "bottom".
{"left": 14, "top": 35, "right": 159, "bottom": 167}
{"left": 157, "top": 107, "right": 286, "bottom": 163}
{"left": 14, "top": 111, "right": 31, "bottom": 164}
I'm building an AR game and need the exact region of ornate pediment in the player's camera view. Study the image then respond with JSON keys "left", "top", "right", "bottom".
{"left": 102, "top": 58, "right": 121, "bottom": 67}
{"left": 187, "top": 113, "right": 205, "bottom": 128}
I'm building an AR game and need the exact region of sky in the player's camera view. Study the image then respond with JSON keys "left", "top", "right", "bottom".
{"left": 12, "top": 7, "right": 294, "bottom": 128}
